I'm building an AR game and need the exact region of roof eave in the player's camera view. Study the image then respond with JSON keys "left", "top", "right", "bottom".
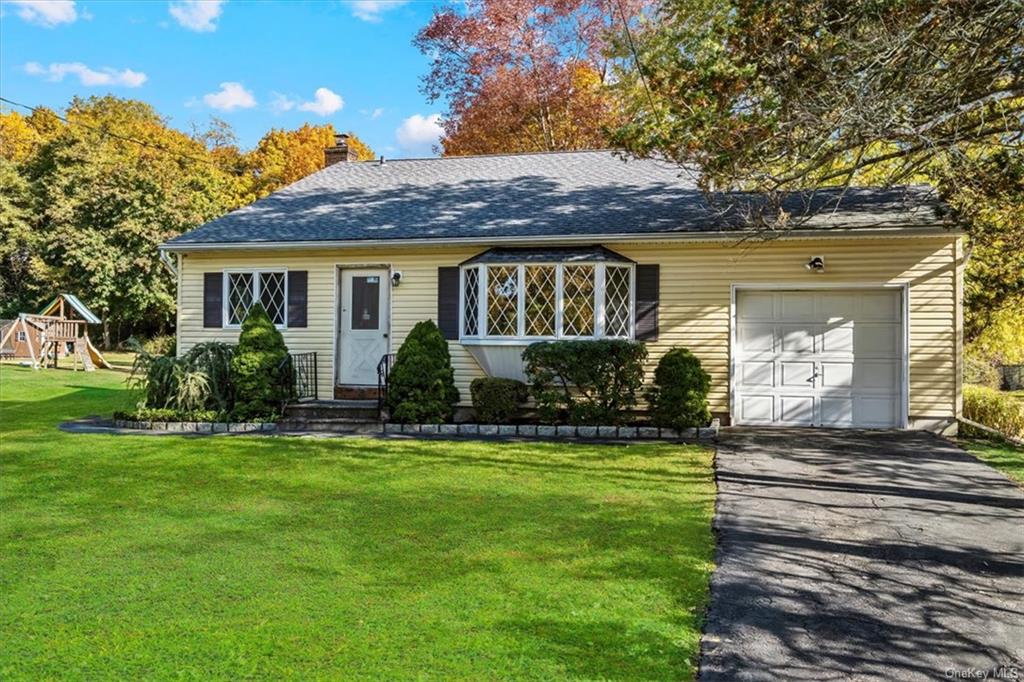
{"left": 160, "top": 224, "right": 960, "bottom": 253}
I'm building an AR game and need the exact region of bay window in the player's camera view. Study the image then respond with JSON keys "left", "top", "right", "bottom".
{"left": 459, "top": 249, "right": 634, "bottom": 341}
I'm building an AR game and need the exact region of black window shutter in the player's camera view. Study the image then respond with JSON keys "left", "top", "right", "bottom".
{"left": 635, "top": 264, "right": 659, "bottom": 341}
{"left": 287, "top": 271, "right": 308, "bottom": 328}
{"left": 203, "top": 272, "right": 223, "bottom": 328}
{"left": 437, "top": 267, "right": 460, "bottom": 340}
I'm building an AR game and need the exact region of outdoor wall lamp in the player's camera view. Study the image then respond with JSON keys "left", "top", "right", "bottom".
{"left": 391, "top": 270, "right": 404, "bottom": 287}
{"left": 805, "top": 256, "right": 825, "bottom": 273}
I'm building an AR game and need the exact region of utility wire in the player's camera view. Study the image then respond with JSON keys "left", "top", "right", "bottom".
{"left": 0, "top": 95, "right": 251, "bottom": 176}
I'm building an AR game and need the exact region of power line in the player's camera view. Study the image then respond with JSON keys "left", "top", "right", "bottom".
{"left": 0, "top": 95, "right": 250, "bottom": 176}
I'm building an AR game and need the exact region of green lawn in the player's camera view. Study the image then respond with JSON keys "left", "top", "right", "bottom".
{"left": 0, "top": 365, "right": 716, "bottom": 680}
{"left": 959, "top": 436, "right": 1024, "bottom": 486}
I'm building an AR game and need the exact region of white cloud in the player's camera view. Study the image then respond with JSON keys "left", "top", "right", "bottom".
{"left": 169, "top": 0, "right": 224, "bottom": 32}
{"left": 24, "top": 61, "right": 147, "bottom": 87}
{"left": 298, "top": 87, "right": 344, "bottom": 116}
{"left": 396, "top": 113, "right": 443, "bottom": 152}
{"left": 269, "top": 92, "right": 296, "bottom": 114}
{"left": 202, "top": 82, "right": 256, "bottom": 111}
{"left": 349, "top": 0, "right": 407, "bottom": 22}
{"left": 6, "top": 0, "right": 77, "bottom": 26}
{"left": 370, "top": 107, "right": 384, "bottom": 120}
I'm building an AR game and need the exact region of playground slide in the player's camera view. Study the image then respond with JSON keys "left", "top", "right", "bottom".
{"left": 84, "top": 338, "right": 112, "bottom": 369}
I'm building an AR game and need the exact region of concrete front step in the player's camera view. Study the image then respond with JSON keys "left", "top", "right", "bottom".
{"left": 277, "top": 418, "right": 381, "bottom": 434}
{"left": 284, "top": 399, "right": 379, "bottom": 421}
{"left": 334, "top": 385, "right": 380, "bottom": 400}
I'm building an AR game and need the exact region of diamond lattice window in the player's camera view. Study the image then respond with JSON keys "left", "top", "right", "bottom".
{"left": 227, "top": 272, "right": 254, "bottom": 325}
{"left": 259, "top": 272, "right": 286, "bottom": 325}
{"left": 561, "top": 265, "right": 595, "bottom": 336}
{"left": 463, "top": 267, "right": 480, "bottom": 335}
{"left": 524, "top": 265, "right": 556, "bottom": 336}
{"left": 603, "top": 266, "right": 631, "bottom": 337}
{"left": 487, "top": 265, "right": 519, "bottom": 336}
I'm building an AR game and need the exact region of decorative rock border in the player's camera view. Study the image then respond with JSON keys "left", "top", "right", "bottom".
{"left": 113, "top": 419, "right": 277, "bottom": 433}
{"left": 383, "top": 419, "right": 719, "bottom": 440}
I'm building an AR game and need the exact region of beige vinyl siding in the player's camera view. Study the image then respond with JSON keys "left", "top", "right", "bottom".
{"left": 175, "top": 234, "right": 960, "bottom": 423}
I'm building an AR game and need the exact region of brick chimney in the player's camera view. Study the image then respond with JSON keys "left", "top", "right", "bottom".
{"left": 325, "top": 133, "right": 358, "bottom": 166}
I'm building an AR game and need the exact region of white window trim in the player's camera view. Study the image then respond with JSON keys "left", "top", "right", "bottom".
{"left": 459, "top": 261, "right": 635, "bottom": 343}
{"left": 223, "top": 268, "right": 289, "bottom": 329}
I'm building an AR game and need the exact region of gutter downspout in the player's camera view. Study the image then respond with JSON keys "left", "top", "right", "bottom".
{"left": 158, "top": 248, "right": 178, "bottom": 277}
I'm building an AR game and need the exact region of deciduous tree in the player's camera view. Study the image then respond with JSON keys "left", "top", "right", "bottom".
{"left": 415, "top": 0, "right": 644, "bottom": 155}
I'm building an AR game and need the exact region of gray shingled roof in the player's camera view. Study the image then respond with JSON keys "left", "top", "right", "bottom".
{"left": 164, "top": 150, "right": 948, "bottom": 247}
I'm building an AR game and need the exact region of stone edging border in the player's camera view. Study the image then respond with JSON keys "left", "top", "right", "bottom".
{"left": 114, "top": 419, "right": 277, "bottom": 433}
{"left": 382, "top": 420, "right": 719, "bottom": 440}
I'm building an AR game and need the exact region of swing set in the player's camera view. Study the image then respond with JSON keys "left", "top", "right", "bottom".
{"left": 0, "top": 294, "right": 111, "bottom": 371}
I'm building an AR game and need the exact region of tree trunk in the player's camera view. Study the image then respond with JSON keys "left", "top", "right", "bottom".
{"left": 102, "top": 314, "right": 111, "bottom": 351}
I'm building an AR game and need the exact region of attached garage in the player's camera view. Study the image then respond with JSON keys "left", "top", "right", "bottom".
{"left": 732, "top": 287, "right": 906, "bottom": 428}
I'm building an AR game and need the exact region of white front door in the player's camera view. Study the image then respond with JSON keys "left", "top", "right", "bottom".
{"left": 733, "top": 289, "right": 903, "bottom": 428}
{"left": 338, "top": 269, "right": 390, "bottom": 385}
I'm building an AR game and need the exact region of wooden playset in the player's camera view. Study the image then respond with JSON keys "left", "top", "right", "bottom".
{"left": 0, "top": 294, "right": 110, "bottom": 370}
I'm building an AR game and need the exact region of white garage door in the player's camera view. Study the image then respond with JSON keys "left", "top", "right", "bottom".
{"left": 734, "top": 289, "right": 903, "bottom": 428}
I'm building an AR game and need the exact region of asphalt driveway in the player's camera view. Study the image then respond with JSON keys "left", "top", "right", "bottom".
{"left": 700, "top": 428, "right": 1024, "bottom": 681}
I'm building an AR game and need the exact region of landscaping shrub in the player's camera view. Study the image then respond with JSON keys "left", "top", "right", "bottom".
{"left": 646, "top": 348, "right": 711, "bottom": 430}
{"left": 230, "top": 304, "right": 291, "bottom": 421}
{"left": 128, "top": 348, "right": 179, "bottom": 408}
{"left": 964, "top": 351, "right": 1001, "bottom": 389}
{"left": 522, "top": 339, "right": 647, "bottom": 425}
{"left": 114, "top": 407, "right": 223, "bottom": 423}
{"left": 386, "top": 320, "right": 459, "bottom": 423}
{"left": 963, "top": 384, "right": 1024, "bottom": 439}
{"left": 142, "top": 334, "right": 177, "bottom": 357}
{"left": 470, "top": 377, "right": 528, "bottom": 424}
{"left": 181, "top": 342, "right": 235, "bottom": 410}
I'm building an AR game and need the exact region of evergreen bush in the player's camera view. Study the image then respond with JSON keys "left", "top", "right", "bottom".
{"left": 470, "top": 377, "right": 528, "bottom": 424}
{"left": 386, "top": 320, "right": 460, "bottom": 423}
{"left": 230, "top": 304, "right": 291, "bottom": 420}
{"left": 645, "top": 348, "right": 711, "bottom": 430}
{"left": 522, "top": 339, "right": 647, "bottom": 425}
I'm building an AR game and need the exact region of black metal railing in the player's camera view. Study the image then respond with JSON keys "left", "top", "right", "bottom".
{"left": 377, "top": 352, "right": 396, "bottom": 417}
{"left": 285, "top": 352, "right": 318, "bottom": 402}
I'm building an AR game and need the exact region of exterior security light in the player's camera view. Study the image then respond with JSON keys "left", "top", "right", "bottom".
{"left": 391, "top": 270, "right": 403, "bottom": 287}
{"left": 805, "top": 256, "right": 825, "bottom": 273}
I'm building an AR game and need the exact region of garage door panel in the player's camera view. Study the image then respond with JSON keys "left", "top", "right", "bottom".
{"left": 780, "top": 326, "right": 816, "bottom": 353}
{"left": 780, "top": 361, "right": 815, "bottom": 387}
{"left": 855, "top": 397, "right": 897, "bottom": 427}
{"left": 821, "top": 292, "right": 859, "bottom": 321}
{"left": 821, "top": 324, "right": 854, "bottom": 353}
{"left": 738, "top": 292, "right": 776, "bottom": 320}
{"left": 820, "top": 362, "right": 854, "bottom": 388}
{"left": 778, "top": 396, "right": 814, "bottom": 424}
{"left": 820, "top": 397, "right": 854, "bottom": 426}
{"left": 854, "top": 323, "right": 900, "bottom": 356}
{"left": 735, "top": 289, "right": 902, "bottom": 429}
{"left": 860, "top": 291, "right": 900, "bottom": 320}
{"left": 855, "top": 361, "right": 898, "bottom": 390}
{"left": 780, "top": 292, "right": 818, "bottom": 320}
{"left": 740, "top": 324, "right": 775, "bottom": 353}
{"left": 739, "top": 395, "right": 774, "bottom": 423}
{"left": 740, "top": 361, "right": 774, "bottom": 387}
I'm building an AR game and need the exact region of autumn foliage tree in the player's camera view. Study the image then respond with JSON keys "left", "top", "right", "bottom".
{"left": 611, "top": 0, "right": 1023, "bottom": 340}
{"left": 246, "top": 124, "right": 374, "bottom": 199}
{"left": 415, "top": 0, "right": 645, "bottom": 155}
{"left": 0, "top": 97, "right": 374, "bottom": 345}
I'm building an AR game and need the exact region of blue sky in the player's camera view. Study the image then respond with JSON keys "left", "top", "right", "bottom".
{"left": 0, "top": 0, "right": 450, "bottom": 157}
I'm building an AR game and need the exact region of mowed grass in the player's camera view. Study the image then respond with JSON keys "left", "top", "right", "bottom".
{"left": 0, "top": 366, "right": 716, "bottom": 680}
{"left": 960, "top": 437, "right": 1024, "bottom": 486}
